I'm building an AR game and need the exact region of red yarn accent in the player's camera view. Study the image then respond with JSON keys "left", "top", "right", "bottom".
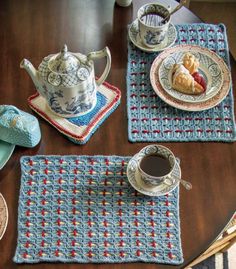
{"left": 88, "top": 230, "right": 93, "bottom": 238}
{"left": 23, "top": 252, "right": 28, "bottom": 259}
{"left": 88, "top": 250, "right": 93, "bottom": 258}
{"left": 119, "top": 251, "right": 125, "bottom": 257}
{"left": 119, "top": 240, "right": 124, "bottom": 247}
{"left": 151, "top": 241, "right": 157, "bottom": 247}
{"left": 26, "top": 209, "right": 30, "bottom": 216}
{"left": 103, "top": 250, "right": 109, "bottom": 257}
{"left": 168, "top": 252, "right": 173, "bottom": 259}
{"left": 55, "top": 250, "right": 59, "bottom": 257}
{"left": 150, "top": 209, "right": 154, "bottom": 216}
{"left": 166, "top": 210, "right": 170, "bottom": 217}
{"left": 104, "top": 231, "right": 109, "bottom": 237}
{"left": 119, "top": 230, "right": 124, "bottom": 237}
{"left": 26, "top": 231, "right": 30, "bottom": 237}
{"left": 71, "top": 250, "right": 76, "bottom": 257}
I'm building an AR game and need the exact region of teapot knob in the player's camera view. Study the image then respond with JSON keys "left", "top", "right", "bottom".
{"left": 61, "top": 44, "right": 68, "bottom": 58}
{"left": 62, "top": 44, "right": 68, "bottom": 53}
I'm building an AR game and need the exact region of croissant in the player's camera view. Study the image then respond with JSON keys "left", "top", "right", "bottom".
{"left": 183, "top": 53, "right": 199, "bottom": 74}
{"left": 172, "top": 64, "right": 205, "bottom": 95}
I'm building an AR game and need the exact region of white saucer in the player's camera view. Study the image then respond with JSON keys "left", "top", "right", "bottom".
{"left": 128, "top": 19, "right": 177, "bottom": 53}
{"left": 0, "top": 193, "right": 8, "bottom": 240}
{"left": 127, "top": 154, "right": 180, "bottom": 196}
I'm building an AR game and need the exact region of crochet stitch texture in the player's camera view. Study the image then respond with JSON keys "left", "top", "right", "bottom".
{"left": 127, "top": 23, "right": 236, "bottom": 142}
{"left": 14, "top": 155, "right": 183, "bottom": 264}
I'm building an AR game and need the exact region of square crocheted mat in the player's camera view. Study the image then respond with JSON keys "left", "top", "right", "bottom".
{"left": 127, "top": 23, "right": 236, "bottom": 142}
{"left": 14, "top": 155, "right": 183, "bottom": 265}
{"left": 28, "top": 81, "right": 121, "bottom": 144}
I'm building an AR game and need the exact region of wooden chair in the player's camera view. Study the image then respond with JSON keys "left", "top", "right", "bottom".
{"left": 185, "top": 213, "right": 236, "bottom": 268}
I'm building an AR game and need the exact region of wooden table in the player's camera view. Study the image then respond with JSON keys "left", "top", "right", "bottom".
{"left": 0, "top": 0, "right": 235, "bottom": 268}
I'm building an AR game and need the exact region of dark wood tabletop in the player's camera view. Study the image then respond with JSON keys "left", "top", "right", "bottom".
{"left": 0, "top": 0, "right": 235, "bottom": 268}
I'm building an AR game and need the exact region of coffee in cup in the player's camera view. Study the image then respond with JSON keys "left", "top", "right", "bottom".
{"left": 137, "top": 3, "right": 171, "bottom": 48}
{"left": 137, "top": 145, "right": 176, "bottom": 187}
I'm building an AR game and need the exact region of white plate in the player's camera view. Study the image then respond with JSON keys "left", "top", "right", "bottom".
{"left": 159, "top": 50, "right": 223, "bottom": 103}
{"left": 0, "top": 193, "right": 8, "bottom": 240}
{"left": 128, "top": 19, "right": 177, "bottom": 53}
{"left": 150, "top": 45, "right": 231, "bottom": 111}
{"left": 127, "top": 154, "right": 180, "bottom": 197}
{"left": 0, "top": 140, "right": 15, "bottom": 170}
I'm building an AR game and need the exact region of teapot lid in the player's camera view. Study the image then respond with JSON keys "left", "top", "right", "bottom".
{"left": 48, "top": 45, "right": 80, "bottom": 74}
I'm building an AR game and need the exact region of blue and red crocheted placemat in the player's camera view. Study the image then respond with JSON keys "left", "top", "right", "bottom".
{"left": 14, "top": 155, "right": 183, "bottom": 265}
{"left": 127, "top": 23, "right": 236, "bottom": 142}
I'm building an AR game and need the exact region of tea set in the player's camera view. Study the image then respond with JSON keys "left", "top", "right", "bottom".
{"left": 0, "top": 1, "right": 193, "bottom": 198}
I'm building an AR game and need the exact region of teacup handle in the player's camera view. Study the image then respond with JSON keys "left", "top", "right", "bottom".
{"left": 87, "top": 47, "right": 111, "bottom": 87}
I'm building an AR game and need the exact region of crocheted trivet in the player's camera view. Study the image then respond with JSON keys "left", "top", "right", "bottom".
{"left": 14, "top": 155, "right": 183, "bottom": 264}
{"left": 28, "top": 81, "right": 121, "bottom": 144}
{"left": 127, "top": 23, "right": 236, "bottom": 142}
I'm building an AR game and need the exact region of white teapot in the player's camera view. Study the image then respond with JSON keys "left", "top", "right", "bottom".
{"left": 20, "top": 45, "right": 111, "bottom": 118}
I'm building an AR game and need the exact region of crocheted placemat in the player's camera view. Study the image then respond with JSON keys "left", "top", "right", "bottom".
{"left": 28, "top": 81, "right": 121, "bottom": 144}
{"left": 127, "top": 23, "right": 236, "bottom": 142}
{"left": 14, "top": 155, "right": 183, "bottom": 264}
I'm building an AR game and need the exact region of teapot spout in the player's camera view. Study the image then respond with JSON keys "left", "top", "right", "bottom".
{"left": 20, "top": 59, "right": 38, "bottom": 86}
{"left": 20, "top": 59, "right": 45, "bottom": 96}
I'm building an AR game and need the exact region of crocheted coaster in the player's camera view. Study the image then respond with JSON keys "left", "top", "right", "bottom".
{"left": 28, "top": 81, "right": 121, "bottom": 144}
{"left": 14, "top": 155, "right": 183, "bottom": 264}
{"left": 127, "top": 23, "right": 236, "bottom": 142}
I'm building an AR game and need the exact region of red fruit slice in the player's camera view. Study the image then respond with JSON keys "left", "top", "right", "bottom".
{"left": 192, "top": 72, "right": 207, "bottom": 92}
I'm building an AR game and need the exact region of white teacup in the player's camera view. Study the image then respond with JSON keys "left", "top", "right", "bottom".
{"left": 137, "top": 3, "right": 171, "bottom": 48}
{"left": 137, "top": 145, "right": 176, "bottom": 187}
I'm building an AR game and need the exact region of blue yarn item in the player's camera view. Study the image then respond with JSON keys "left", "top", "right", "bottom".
{"left": 68, "top": 92, "right": 107, "bottom": 126}
{"left": 14, "top": 155, "right": 183, "bottom": 264}
{"left": 127, "top": 23, "right": 236, "bottom": 142}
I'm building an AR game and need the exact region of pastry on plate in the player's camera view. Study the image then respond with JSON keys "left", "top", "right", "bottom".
{"left": 183, "top": 52, "right": 199, "bottom": 74}
{"left": 171, "top": 52, "right": 206, "bottom": 95}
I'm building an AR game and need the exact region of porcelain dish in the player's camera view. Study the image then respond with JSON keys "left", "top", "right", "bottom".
{"left": 127, "top": 154, "right": 180, "bottom": 196}
{"left": 158, "top": 49, "right": 223, "bottom": 103}
{"left": 150, "top": 45, "right": 231, "bottom": 111}
{"left": 0, "top": 193, "right": 8, "bottom": 240}
{"left": 0, "top": 141, "right": 15, "bottom": 170}
{"left": 128, "top": 19, "right": 177, "bottom": 53}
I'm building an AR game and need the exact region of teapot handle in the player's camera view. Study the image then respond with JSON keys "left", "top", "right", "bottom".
{"left": 87, "top": 47, "right": 111, "bottom": 87}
